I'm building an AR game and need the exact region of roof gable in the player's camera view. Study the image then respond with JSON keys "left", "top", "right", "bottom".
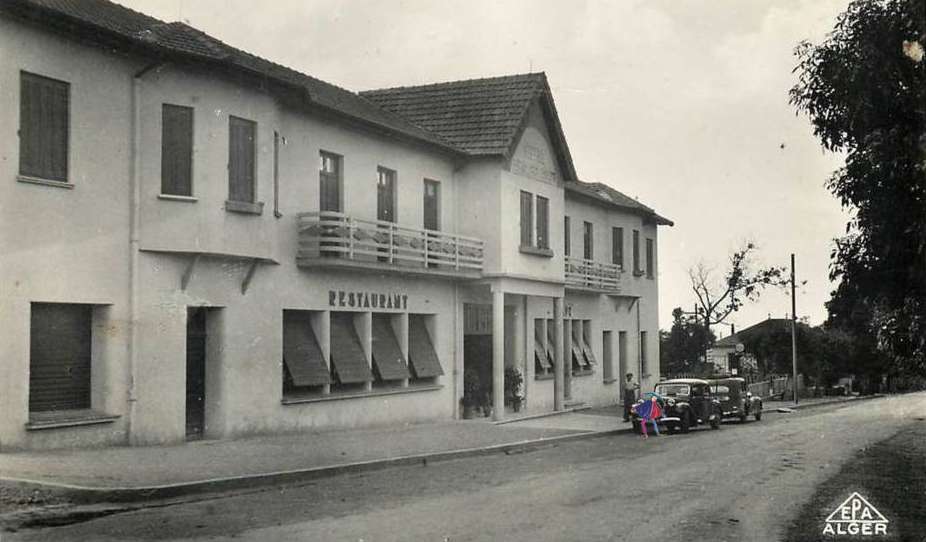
{"left": 361, "top": 73, "right": 578, "bottom": 180}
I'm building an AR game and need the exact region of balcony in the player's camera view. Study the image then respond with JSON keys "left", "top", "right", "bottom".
{"left": 564, "top": 256, "right": 622, "bottom": 293}
{"left": 297, "top": 211, "right": 484, "bottom": 279}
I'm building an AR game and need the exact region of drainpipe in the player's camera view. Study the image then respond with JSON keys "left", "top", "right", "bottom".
{"left": 127, "top": 61, "right": 161, "bottom": 444}
{"left": 636, "top": 297, "right": 642, "bottom": 383}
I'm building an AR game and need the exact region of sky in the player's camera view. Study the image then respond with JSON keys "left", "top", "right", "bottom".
{"left": 118, "top": 0, "right": 852, "bottom": 337}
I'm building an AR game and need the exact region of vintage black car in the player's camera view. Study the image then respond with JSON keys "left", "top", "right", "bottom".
{"left": 632, "top": 378, "right": 722, "bottom": 434}
{"left": 708, "top": 377, "right": 762, "bottom": 422}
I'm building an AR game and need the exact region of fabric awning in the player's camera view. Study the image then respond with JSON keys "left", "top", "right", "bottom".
{"left": 572, "top": 326, "right": 592, "bottom": 368}
{"left": 371, "top": 316, "right": 411, "bottom": 381}
{"left": 534, "top": 337, "right": 551, "bottom": 370}
{"left": 282, "top": 312, "right": 332, "bottom": 387}
{"left": 408, "top": 315, "right": 444, "bottom": 378}
{"left": 329, "top": 313, "right": 373, "bottom": 383}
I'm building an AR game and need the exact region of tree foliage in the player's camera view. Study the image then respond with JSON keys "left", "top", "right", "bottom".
{"left": 791, "top": 0, "right": 926, "bottom": 374}
{"left": 660, "top": 307, "right": 716, "bottom": 374}
{"left": 688, "top": 242, "right": 790, "bottom": 329}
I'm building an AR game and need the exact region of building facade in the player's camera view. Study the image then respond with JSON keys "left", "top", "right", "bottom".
{"left": 0, "top": 0, "right": 672, "bottom": 450}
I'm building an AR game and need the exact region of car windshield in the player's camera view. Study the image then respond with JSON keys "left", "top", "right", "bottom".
{"left": 655, "top": 384, "right": 690, "bottom": 396}
{"left": 712, "top": 385, "right": 730, "bottom": 394}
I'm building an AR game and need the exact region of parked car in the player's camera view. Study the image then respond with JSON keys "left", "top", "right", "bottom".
{"left": 632, "top": 378, "right": 722, "bottom": 434}
{"left": 707, "top": 377, "right": 762, "bottom": 423}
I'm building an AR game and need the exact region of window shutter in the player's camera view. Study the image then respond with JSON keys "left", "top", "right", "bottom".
{"left": 633, "top": 230, "right": 641, "bottom": 272}
{"left": 612, "top": 227, "right": 624, "bottom": 268}
{"left": 161, "top": 105, "right": 193, "bottom": 196}
{"left": 520, "top": 191, "right": 533, "bottom": 246}
{"left": 536, "top": 196, "right": 549, "bottom": 249}
{"left": 20, "top": 72, "right": 69, "bottom": 182}
{"left": 228, "top": 116, "right": 255, "bottom": 202}
{"left": 29, "top": 303, "right": 92, "bottom": 412}
{"left": 564, "top": 216, "right": 571, "bottom": 256}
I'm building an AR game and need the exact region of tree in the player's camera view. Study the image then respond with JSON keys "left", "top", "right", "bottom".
{"left": 688, "top": 243, "right": 790, "bottom": 332}
{"left": 791, "top": 0, "right": 926, "bottom": 375}
{"left": 660, "top": 307, "right": 716, "bottom": 375}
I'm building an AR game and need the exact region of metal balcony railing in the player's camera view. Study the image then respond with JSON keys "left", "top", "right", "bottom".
{"left": 297, "top": 211, "right": 484, "bottom": 277}
{"left": 564, "top": 255, "right": 622, "bottom": 292}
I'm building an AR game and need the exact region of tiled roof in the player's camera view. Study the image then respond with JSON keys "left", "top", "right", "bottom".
{"left": 361, "top": 73, "right": 579, "bottom": 180}
{"left": 4, "top": 0, "right": 459, "bottom": 154}
{"left": 361, "top": 73, "right": 545, "bottom": 155}
{"left": 566, "top": 180, "right": 674, "bottom": 226}
{"left": 714, "top": 319, "right": 793, "bottom": 346}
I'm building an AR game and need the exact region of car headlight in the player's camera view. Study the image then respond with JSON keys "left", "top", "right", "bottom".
{"left": 667, "top": 398, "right": 676, "bottom": 406}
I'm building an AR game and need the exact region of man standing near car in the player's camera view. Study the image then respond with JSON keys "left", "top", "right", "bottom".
{"left": 623, "top": 373, "right": 639, "bottom": 422}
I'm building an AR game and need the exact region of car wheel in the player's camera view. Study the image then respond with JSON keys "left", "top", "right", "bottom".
{"left": 754, "top": 410, "right": 762, "bottom": 421}
{"left": 680, "top": 413, "right": 690, "bottom": 433}
{"left": 632, "top": 421, "right": 641, "bottom": 434}
{"left": 710, "top": 413, "right": 721, "bottom": 429}
{"left": 739, "top": 413, "right": 747, "bottom": 423}
{"left": 667, "top": 424, "right": 677, "bottom": 435}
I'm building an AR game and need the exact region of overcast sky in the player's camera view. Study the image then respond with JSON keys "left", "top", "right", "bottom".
{"left": 119, "top": 0, "right": 851, "bottom": 336}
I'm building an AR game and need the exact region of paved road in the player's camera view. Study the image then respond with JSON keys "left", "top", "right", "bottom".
{"left": 7, "top": 394, "right": 925, "bottom": 542}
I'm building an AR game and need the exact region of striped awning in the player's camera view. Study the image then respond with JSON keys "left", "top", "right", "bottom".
{"left": 371, "top": 316, "right": 410, "bottom": 381}
{"left": 329, "top": 313, "right": 373, "bottom": 383}
{"left": 408, "top": 315, "right": 444, "bottom": 378}
{"left": 282, "top": 311, "right": 332, "bottom": 387}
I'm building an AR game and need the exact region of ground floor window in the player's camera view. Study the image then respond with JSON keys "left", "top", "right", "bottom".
{"left": 408, "top": 314, "right": 443, "bottom": 384}
{"left": 329, "top": 312, "right": 373, "bottom": 392}
{"left": 371, "top": 314, "right": 410, "bottom": 386}
{"left": 29, "top": 303, "right": 93, "bottom": 413}
{"left": 282, "top": 310, "right": 331, "bottom": 398}
{"left": 534, "top": 319, "right": 552, "bottom": 378}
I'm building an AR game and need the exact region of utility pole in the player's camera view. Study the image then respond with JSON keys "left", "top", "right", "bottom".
{"left": 791, "top": 253, "right": 798, "bottom": 404}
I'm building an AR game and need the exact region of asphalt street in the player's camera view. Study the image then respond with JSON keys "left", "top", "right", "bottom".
{"left": 6, "top": 393, "right": 925, "bottom": 542}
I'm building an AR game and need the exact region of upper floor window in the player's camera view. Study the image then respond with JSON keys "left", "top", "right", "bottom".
{"left": 19, "top": 72, "right": 69, "bottom": 183}
{"left": 228, "top": 116, "right": 256, "bottom": 203}
{"left": 646, "top": 238, "right": 655, "bottom": 278}
{"left": 319, "top": 151, "right": 342, "bottom": 212}
{"left": 535, "top": 196, "right": 549, "bottom": 249}
{"left": 520, "top": 191, "right": 533, "bottom": 247}
{"left": 423, "top": 179, "right": 440, "bottom": 231}
{"left": 564, "top": 216, "right": 571, "bottom": 256}
{"left": 612, "top": 227, "right": 624, "bottom": 269}
{"left": 377, "top": 167, "right": 397, "bottom": 223}
{"left": 161, "top": 104, "right": 194, "bottom": 196}
{"left": 583, "top": 221, "right": 594, "bottom": 260}
{"left": 632, "top": 229, "right": 642, "bottom": 275}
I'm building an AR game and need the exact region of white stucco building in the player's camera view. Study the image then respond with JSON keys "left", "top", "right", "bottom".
{"left": 0, "top": 0, "right": 672, "bottom": 450}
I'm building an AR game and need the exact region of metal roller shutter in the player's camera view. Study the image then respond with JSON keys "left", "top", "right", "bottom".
{"left": 29, "top": 303, "right": 92, "bottom": 412}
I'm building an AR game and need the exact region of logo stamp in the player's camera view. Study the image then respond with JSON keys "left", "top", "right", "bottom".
{"left": 823, "top": 492, "right": 888, "bottom": 536}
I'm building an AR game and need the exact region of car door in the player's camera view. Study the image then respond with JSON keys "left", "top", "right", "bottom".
{"left": 690, "top": 384, "right": 709, "bottom": 422}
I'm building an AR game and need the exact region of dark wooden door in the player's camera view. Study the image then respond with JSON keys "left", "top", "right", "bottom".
{"left": 186, "top": 308, "right": 207, "bottom": 439}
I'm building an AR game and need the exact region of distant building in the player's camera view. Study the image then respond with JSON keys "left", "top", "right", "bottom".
{"left": 709, "top": 319, "right": 792, "bottom": 374}
{"left": 0, "top": 0, "right": 672, "bottom": 450}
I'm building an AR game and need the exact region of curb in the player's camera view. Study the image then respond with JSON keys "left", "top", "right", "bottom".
{"left": 492, "top": 405, "right": 592, "bottom": 425}
{"left": 767, "top": 393, "right": 885, "bottom": 413}
{"left": 0, "top": 427, "right": 630, "bottom": 505}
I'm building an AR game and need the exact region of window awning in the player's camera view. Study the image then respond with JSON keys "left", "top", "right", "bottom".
{"left": 408, "top": 315, "right": 444, "bottom": 378}
{"left": 572, "top": 326, "right": 592, "bottom": 368}
{"left": 283, "top": 312, "right": 332, "bottom": 387}
{"left": 372, "top": 316, "right": 410, "bottom": 381}
{"left": 534, "top": 337, "right": 551, "bottom": 370}
{"left": 330, "top": 313, "right": 373, "bottom": 383}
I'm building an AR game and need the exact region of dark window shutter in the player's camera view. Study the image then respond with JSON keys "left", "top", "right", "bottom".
{"left": 423, "top": 179, "right": 440, "bottom": 231}
{"left": 377, "top": 167, "right": 396, "bottom": 222}
{"left": 319, "top": 152, "right": 341, "bottom": 212}
{"left": 20, "top": 72, "right": 69, "bottom": 182}
{"left": 29, "top": 303, "right": 92, "bottom": 412}
{"left": 564, "top": 216, "right": 571, "bottom": 256}
{"left": 161, "top": 104, "right": 194, "bottom": 196}
{"left": 583, "top": 221, "right": 594, "bottom": 260}
{"left": 633, "top": 230, "right": 641, "bottom": 272}
{"left": 646, "top": 238, "right": 655, "bottom": 277}
{"left": 612, "top": 227, "right": 624, "bottom": 267}
{"left": 536, "top": 196, "right": 549, "bottom": 249}
{"left": 520, "top": 191, "right": 533, "bottom": 246}
{"left": 228, "top": 116, "right": 256, "bottom": 202}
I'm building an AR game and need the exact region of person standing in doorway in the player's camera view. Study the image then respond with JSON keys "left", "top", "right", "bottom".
{"left": 623, "top": 373, "right": 639, "bottom": 422}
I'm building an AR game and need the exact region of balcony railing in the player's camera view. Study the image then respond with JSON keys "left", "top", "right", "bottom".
{"left": 297, "top": 211, "right": 484, "bottom": 278}
{"left": 564, "top": 255, "right": 622, "bottom": 292}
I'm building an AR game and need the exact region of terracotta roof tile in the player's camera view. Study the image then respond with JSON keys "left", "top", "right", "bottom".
{"left": 361, "top": 73, "right": 546, "bottom": 155}
{"left": 566, "top": 180, "right": 673, "bottom": 226}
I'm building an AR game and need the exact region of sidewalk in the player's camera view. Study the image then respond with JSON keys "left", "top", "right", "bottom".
{"left": 762, "top": 394, "right": 880, "bottom": 412}
{"left": 0, "top": 410, "right": 627, "bottom": 503}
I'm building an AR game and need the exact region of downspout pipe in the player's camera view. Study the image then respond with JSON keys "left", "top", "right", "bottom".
{"left": 127, "top": 61, "right": 162, "bottom": 445}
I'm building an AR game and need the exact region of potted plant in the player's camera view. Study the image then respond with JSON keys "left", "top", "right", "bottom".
{"left": 504, "top": 367, "right": 524, "bottom": 412}
{"left": 461, "top": 368, "right": 480, "bottom": 419}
